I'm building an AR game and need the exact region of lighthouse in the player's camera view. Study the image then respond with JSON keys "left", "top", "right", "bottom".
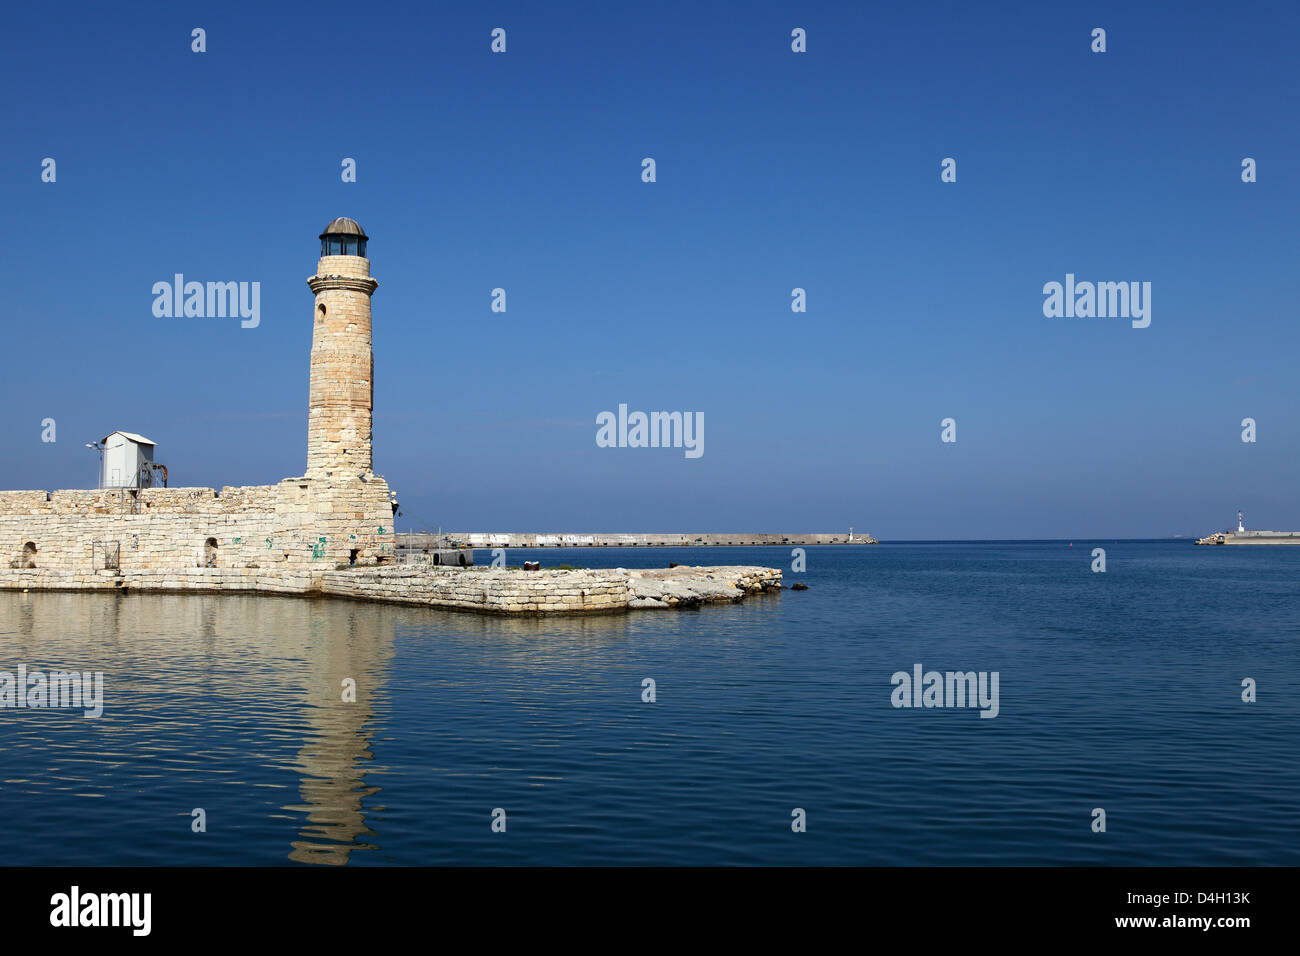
{"left": 306, "top": 217, "right": 379, "bottom": 478}
{"left": 288, "top": 217, "right": 399, "bottom": 565}
{"left": 1238, "top": 510, "right": 1245, "bottom": 533}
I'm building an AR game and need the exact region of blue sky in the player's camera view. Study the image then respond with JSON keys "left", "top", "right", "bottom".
{"left": 3, "top": 1, "right": 1297, "bottom": 538}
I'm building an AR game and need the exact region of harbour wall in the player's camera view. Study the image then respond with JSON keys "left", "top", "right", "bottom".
{"left": 0, "top": 478, "right": 396, "bottom": 572}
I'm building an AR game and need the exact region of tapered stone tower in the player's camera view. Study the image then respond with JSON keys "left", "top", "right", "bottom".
{"left": 307, "top": 218, "right": 379, "bottom": 478}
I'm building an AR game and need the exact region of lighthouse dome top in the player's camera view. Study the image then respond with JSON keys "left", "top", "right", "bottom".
{"left": 319, "top": 218, "right": 368, "bottom": 257}
{"left": 319, "top": 217, "right": 368, "bottom": 240}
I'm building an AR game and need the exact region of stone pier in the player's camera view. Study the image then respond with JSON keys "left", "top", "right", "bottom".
{"left": 0, "top": 564, "right": 783, "bottom": 615}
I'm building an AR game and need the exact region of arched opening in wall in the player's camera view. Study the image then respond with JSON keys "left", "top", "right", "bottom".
{"left": 349, "top": 549, "right": 358, "bottom": 566}
{"left": 19, "top": 541, "right": 37, "bottom": 569}
{"left": 432, "top": 553, "right": 441, "bottom": 565}
{"left": 204, "top": 537, "right": 218, "bottom": 568}
{"left": 457, "top": 552, "right": 468, "bottom": 567}
{"left": 317, "top": 303, "right": 327, "bottom": 323}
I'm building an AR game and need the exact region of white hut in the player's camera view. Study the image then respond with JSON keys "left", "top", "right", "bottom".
{"left": 102, "top": 431, "right": 156, "bottom": 488}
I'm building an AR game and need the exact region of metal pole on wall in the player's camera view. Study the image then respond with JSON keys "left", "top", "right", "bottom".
{"left": 85, "top": 442, "right": 104, "bottom": 489}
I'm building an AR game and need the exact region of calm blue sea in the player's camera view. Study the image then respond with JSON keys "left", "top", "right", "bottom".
{"left": 1, "top": 541, "right": 1296, "bottom": 866}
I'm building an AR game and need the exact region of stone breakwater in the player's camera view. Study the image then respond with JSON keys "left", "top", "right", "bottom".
{"left": 0, "top": 564, "right": 783, "bottom": 615}
{"left": 436, "top": 532, "right": 877, "bottom": 547}
{"left": 1195, "top": 531, "right": 1300, "bottom": 545}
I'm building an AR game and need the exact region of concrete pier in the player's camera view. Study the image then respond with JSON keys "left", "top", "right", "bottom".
{"left": 410, "top": 531, "right": 878, "bottom": 548}
{"left": 1195, "top": 530, "right": 1300, "bottom": 545}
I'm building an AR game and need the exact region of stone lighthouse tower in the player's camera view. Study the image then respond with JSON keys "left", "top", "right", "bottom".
{"left": 277, "top": 217, "right": 395, "bottom": 566}
{"left": 307, "top": 217, "right": 379, "bottom": 478}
